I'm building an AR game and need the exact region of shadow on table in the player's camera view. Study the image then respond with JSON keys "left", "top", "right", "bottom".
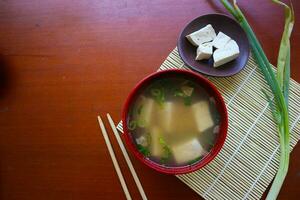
{"left": 0, "top": 55, "right": 14, "bottom": 98}
{"left": 207, "top": 0, "right": 227, "bottom": 14}
{"left": 208, "top": 0, "right": 260, "bottom": 27}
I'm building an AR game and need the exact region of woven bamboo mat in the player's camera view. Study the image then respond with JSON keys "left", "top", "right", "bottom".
{"left": 116, "top": 48, "right": 300, "bottom": 200}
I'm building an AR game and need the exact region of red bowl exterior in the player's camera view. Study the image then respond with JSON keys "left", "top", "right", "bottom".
{"left": 122, "top": 69, "right": 228, "bottom": 175}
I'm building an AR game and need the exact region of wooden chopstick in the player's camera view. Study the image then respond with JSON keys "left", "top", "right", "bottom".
{"left": 107, "top": 114, "right": 148, "bottom": 200}
{"left": 97, "top": 116, "right": 132, "bottom": 200}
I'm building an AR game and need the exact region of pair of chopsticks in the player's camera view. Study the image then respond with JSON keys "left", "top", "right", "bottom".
{"left": 97, "top": 114, "right": 147, "bottom": 200}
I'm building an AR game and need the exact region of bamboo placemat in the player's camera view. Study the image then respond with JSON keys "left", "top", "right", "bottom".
{"left": 116, "top": 48, "right": 300, "bottom": 200}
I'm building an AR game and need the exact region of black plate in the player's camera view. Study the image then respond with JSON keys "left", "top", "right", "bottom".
{"left": 177, "top": 14, "right": 250, "bottom": 77}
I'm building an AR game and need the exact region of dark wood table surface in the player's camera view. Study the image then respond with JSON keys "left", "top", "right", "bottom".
{"left": 0, "top": 0, "right": 299, "bottom": 199}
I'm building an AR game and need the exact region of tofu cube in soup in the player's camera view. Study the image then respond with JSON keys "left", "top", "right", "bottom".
{"left": 160, "top": 101, "right": 198, "bottom": 136}
{"left": 171, "top": 138, "right": 207, "bottom": 164}
{"left": 136, "top": 135, "right": 148, "bottom": 147}
{"left": 186, "top": 24, "right": 216, "bottom": 46}
{"left": 149, "top": 126, "right": 165, "bottom": 157}
{"left": 155, "top": 102, "right": 172, "bottom": 135}
{"left": 138, "top": 96, "right": 155, "bottom": 127}
{"left": 192, "top": 101, "right": 214, "bottom": 132}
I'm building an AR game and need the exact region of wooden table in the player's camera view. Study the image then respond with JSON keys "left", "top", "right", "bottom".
{"left": 0, "top": 1, "right": 299, "bottom": 199}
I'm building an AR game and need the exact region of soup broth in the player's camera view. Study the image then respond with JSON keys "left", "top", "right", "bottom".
{"left": 127, "top": 77, "right": 220, "bottom": 167}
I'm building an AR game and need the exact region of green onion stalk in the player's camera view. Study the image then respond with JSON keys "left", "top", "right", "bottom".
{"left": 219, "top": 0, "right": 294, "bottom": 199}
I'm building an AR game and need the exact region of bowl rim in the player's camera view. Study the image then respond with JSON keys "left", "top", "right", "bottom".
{"left": 122, "top": 69, "right": 228, "bottom": 174}
{"left": 177, "top": 13, "right": 250, "bottom": 77}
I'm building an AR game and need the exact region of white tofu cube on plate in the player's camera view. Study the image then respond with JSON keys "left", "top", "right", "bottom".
{"left": 196, "top": 42, "right": 213, "bottom": 61}
{"left": 213, "top": 39, "right": 240, "bottom": 67}
{"left": 186, "top": 24, "right": 216, "bottom": 46}
{"left": 212, "top": 32, "right": 231, "bottom": 49}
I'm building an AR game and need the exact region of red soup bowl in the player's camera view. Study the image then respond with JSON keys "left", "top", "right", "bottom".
{"left": 122, "top": 69, "right": 228, "bottom": 175}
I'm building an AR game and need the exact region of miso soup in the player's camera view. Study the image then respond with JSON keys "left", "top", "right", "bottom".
{"left": 127, "top": 77, "right": 220, "bottom": 167}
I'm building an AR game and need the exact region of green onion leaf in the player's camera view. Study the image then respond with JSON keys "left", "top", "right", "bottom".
{"left": 137, "top": 144, "right": 150, "bottom": 157}
{"left": 220, "top": 1, "right": 294, "bottom": 199}
{"left": 151, "top": 88, "right": 165, "bottom": 107}
{"left": 128, "top": 120, "right": 137, "bottom": 130}
{"left": 261, "top": 89, "right": 280, "bottom": 124}
{"left": 159, "top": 137, "right": 172, "bottom": 164}
{"left": 272, "top": 0, "right": 294, "bottom": 107}
{"left": 137, "top": 118, "right": 146, "bottom": 128}
{"left": 137, "top": 104, "right": 144, "bottom": 115}
{"left": 174, "top": 89, "right": 185, "bottom": 97}
{"left": 184, "top": 96, "right": 192, "bottom": 106}
{"left": 151, "top": 88, "right": 161, "bottom": 97}
{"left": 187, "top": 156, "right": 202, "bottom": 165}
